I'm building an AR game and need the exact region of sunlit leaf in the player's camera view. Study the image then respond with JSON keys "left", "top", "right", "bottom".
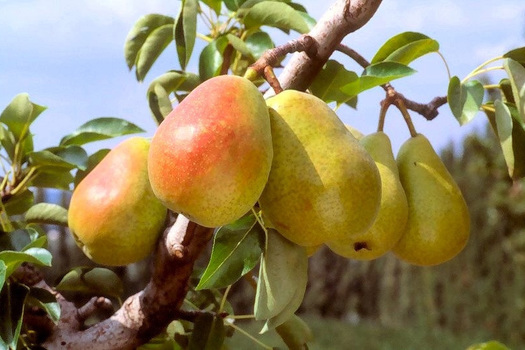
{"left": 201, "top": 0, "right": 221, "bottom": 15}
{"left": 175, "top": 0, "right": 198, "bottom": 70}
{"left": 0, "top": 93, "right": 46, "bottom": 140}
{"left": 243, "top": 2, "right": 309, "bottom": 34}
{"left": 25, "top": 203, "right": 68, "bottom": 227}
{"left": 466, "top": 340, "right": 510, "bottom": 350}
{"left": 199, "top": 36, "right": 229, "bottom": 81}
{"left": 226, "top": 34, "right": 254, "bottom": 59}
{"left": 0, "top": 248, "right": 52, "bottom": 278}
{"left": 60, "top": 117, "right": 144, "bottom": 146}
{"left": 196, "top": 214, "right": 263, "bottom": 290}
{"left": 0, "top": 124, "right": 16, "bottom": 160}
{"left": 310, "top": 60, "right": 359, "bottom": 105}
{"left": 56, "top": 267, "right": 123, "bottom": 299}
{"left": 504, "top": 58, "right": 525, "bottom": 123}
{"left": 372, "top": 32, "right": 435, "bottom": 64}
{"left": 448, "top": 76, "right": 484, "bottom": 125}
{"left": 124, "top": 14, "right": 174, "bottom": 70}
{"left": 223, "top": 0, "right": 246, "bottom": 11}
{"left": 136, "top": 24, "right": 175, "bottom": 81}
{"left": 245, "top": 31, "right": 274, "bottom": 59}
{"left": 27, "top": 287, "right": 61, "bottom": 323}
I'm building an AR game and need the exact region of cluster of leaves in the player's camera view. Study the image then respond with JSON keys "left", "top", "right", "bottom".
{"left": 0, "top": 94, "right": 145, "bottom": 347}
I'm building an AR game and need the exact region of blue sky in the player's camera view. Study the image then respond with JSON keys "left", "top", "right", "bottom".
{"left": 0, "top": 0, "right": 524, "bottom": 154}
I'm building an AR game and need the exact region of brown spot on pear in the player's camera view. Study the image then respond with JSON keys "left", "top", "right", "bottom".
{"left": 68, "top": 137, "right": 167, "bottom": 266}
{"left": 148, "top": 75, "right": 273, "bottom": 227}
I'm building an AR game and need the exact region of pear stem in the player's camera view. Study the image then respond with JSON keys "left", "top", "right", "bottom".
{"left": 263, "top": 66, "right": 283, "bottom": 94}
{"left": 395, "top": 97, "right": 418, "bottom": 137}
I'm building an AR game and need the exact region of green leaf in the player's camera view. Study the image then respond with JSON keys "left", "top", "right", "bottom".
{"left": 499, "top": 79, "right": 515, "bottom": 104}
{"left": 135, "top": 23, "right": 175, "bottom": 81}
{"left": 124, "top": 14, "right": 175, "bottom": 70}
{"left": 275, "top": 314, "right": 314, "bottom": 350}
{"left": 372, "top": 32, "right": 435, "bottom": 64}
{"left": 0, "top": 124, "right": 16, "bottom": 161}
{"left": 466, "top": 340, "right": 510, "bottom": 350}
{"left": 27, "top": 287, "right": 60, "bottom": 323}
{"left": 245, "top": 31, "right": 274, "bottom": 59}
{"left": 0, "top": 228, "right": 41, "bottom": 252}
{"left": 0, "top": 93, "right": 46, "bottom": 140}
{"left": 188, "top": 313, "right": 225, "bottom": 350}
{"left": 175, "top": 0, "right": 198, "bottom": 70}
{"left": 74, "top": 149, "right": 110, "bottom": 187}
{"left": 503, "top": 47, "right": 525, "bottom": 66}
{"left": 25, "top": 203, "right": 68, "bottom": 226}
{"left": 223, "top": 0, "right": 246, "bottom": 11}
{"left": 310, "top": 60, "right": 359, "bottom": 105}
{"left": 31, "top": 170, "right": 74, "bottom": 190}
{"left": 199, "top": 36, "right": 229, "bottom": 81}
{"left": 340, "top": 62, "right": 416, "bottom": 96}
{"left": 28, "top": 150, "right": 76, "bottom": 170}
{"left": 147, "top": 70, "right": 201, "bottom": 123}
{"left": 447, "top": 76, "right": 484, "bottom": 125}
{"left": 3, "top": 189, "right": 34, "bottom": 216}
{"left": 60, "top": 117, "right": 144, "bottom": 146}
{"left": 504, "top": 58, "right": 525, "bottom": 123}
{"left": 243, "top": 2, "right": 309, "bottom": 34}
{"left": 201, "top": 0, "right": 222, "bottom": 15}
{"left": 196, "top": 214, "right": 263, "bottom": 290}
{"left": 56, "top": 267, "right": 123, "bottom": 299}
{"left": 0, "top": 248, "right": 52, "bottom": 279}
{"left": 226, "top": 34, "right": 254, "bottom": 59}
{"left": 254, "top": 229, "right": 308, "bottom": 331}
{"left": 0, "top": 261, "right": 6, "bottom": 291}
{"left": 44, "top": 145, "right": 88, "bottom": 170}
{"left": 0, "top": 282, "right": 29, "bottom": 348}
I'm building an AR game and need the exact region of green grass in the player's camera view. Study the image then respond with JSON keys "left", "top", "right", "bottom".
{"left": 226, "top": 315, "right": 509, "bottom": 350}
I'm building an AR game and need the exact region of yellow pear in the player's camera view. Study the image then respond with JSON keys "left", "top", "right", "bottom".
{"left": 68, "top": 137, "right": 167, "bottom": 266}
{"left": 327, "top": 131, "right": 408, "bottom": 260}
{"left": 259, "top": 90, "right": 381, "bottom": 247}
{"left": 345, "top": 124, "right": 364, "bottom": 140}
{"left": 393, "top": 134, "right": 470, "bottom": 266}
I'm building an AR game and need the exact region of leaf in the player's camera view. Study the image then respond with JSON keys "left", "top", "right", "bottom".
{"left": 243, "top": 2, "right": 309, "bottom": 34}
{"left": 0, "top": 261, "right": 6, "bottom": 291}
{"left": 447, "top": 76, "right": 484, "bottom": 125}
{"left": 28, "top": 150, "right": 76, "bottom": 170}
{"left": 310, "top": 60, "right": 359, "bottom": 105}
{"left": 226, "top": 34, "right": 254, "bottom": 59}
{"left": 31, "top": 170, "right": 74, "bottom": 190}
{"left": 147, "top": 70, "right": 201, "bottom": 123}
{"left": 0, "top": 248, "right": 52, "bottom": 280}
{"left": 499, "top": 79, "right": 515, "bottom": 104}
{"left": 27, "top": 287, "right": 60, "bottom": 323}
{"left": 0, "top": 124, "right": 16, "bottom": 161}
{"left": 135, "top": 23, "right": 175, "bottom": 81}
{"left": 44, "top": 145, "right": 88, "bottom": 170}
{"left": 196, "top": 214, "right": 263, "bottom": 290}
{"left": 0, "top": 228, "right": 41, "bottom": 252}
{"left": 56, "top": 267, "right": 123, "bottom": 299}
{"left": 503, "top": 47, "right": 525, "bottom": 66}
{"left": 3, "top": 189, "right": 34, "bottom": 216}
{"left": 275, "top": 314, "right": 314, "bottom": 350}
{"left": 223, "top": 0, "right": 246, "bottom": 11}
{"left": 175, "top": 0, "right": 198, "bottom": 70}
{"left": 199, "top": 36, "right": 229, "bottom": 81}
{"left": 372, "top": 32, "right": 436, "bottom": 64}
{"left": 245, "top": 31, "right": 274, "bottom": 59}
{"left": 340, "top": 62, "right": 416, "bottom": 96}
{"left": 0, "top": 93, "right": 46, "bottom": 140}
{"left": 124, "top": 14, "right": 175, "bottom": 70}
{"left": 0, "top": 282, "right": 29, "bottom": 348}
{"left": 60, "top": 117, "right": 144, "bottom": 146}
{"left": 188, "top": 313, "right": 225, "bottom": 350}
{"left": 254, "top": 229, "right": 308, "bottom": 331}
{"left": 74, "top": 149, "right": 110, "bottom": 187}
{"left": 466, "top": 340, "right": 510, "bottom": 350}
{"left": 201, "top": 0, "right": 222, "bottom": 15}
{"left": 25, "top": 203, "right": 68, "bottom": 226}
{"left": 504, "top": 58, "right": 525, "bottom": 123}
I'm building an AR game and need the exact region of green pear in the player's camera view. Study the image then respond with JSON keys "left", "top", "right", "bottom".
{"left": 259, "top": 90, "right": 381, "bottom": 247}
{"left": 327, "top": 132, "right": 408, "bottom": 260}
{"left": 393, "top": 134, "right": 470, "bottom": 266}
{"left": 68, "top": 137, "right": 167, "bottom": 266}
{"left": 148, "top": 75, "right": 273, "bottom": 227}
{"left": 345, "top": 124, "right": 364, "bottom": 140}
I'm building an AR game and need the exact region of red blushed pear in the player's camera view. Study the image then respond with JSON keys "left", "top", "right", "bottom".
{"left": 148, "top": 75, "right": 273, "bottom": 227}
{"left": 68, "top": 137, "right": 167, "bottom": 266}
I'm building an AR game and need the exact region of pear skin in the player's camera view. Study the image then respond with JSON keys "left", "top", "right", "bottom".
{"left": 327, "top": 132, "right": 408, "bottom": 260}
{"left": 345, "top": 124, "right": 364, "bottom": 140}
{"left": 148, "top": 75, "right": 273, "bottom": 227}
{"left": 68, "top": 137, "right": 167, "bottom": 266}
{"left": 393, "top": 134, "right": 470, "bottom": 266}
{"left": 259, "top": 90, "right": 381, "bottom": 247}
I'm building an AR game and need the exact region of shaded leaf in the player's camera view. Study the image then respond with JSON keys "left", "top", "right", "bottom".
{"left": 275, "top": 314, "right": 314, "bottom": 350}
{"left": 175, "top": 0, "right": 198, "bottom": 70}
{"left": 245, "top": 31, "right": 274, "bottom": 59}
{"left": 3, "top": 189, "right": 34, "bottom": 216}
{"left": 124, "top": 14, "right": 175, "bottom": 70}
{"left": 0, "top": 124, "right": 16, "bottom": 161}
{"left": 310, "top": 60, "right": 359, "bottom": 105}
{"left": 503, "top": 47, "right": 525, "bottom": 66}
{"left": 0, "top": 248, "right": 52, "bottom": 279}
{"left": 136, "top": 24, "right": 175, "bottom": 81}
{"left": 0, "top": 93, "right": 46, "bottom": 140}
{"left": 499, "top": 79, "right": 515, "bottom": 104}
{"left": 44, "top": 145, "right": 88, "bottom": 170}
{"left": 0, "top": 261, "right": 5, "bottom": 291}
{"left": 504, "top": 58, "right": 525, "bottom": 123}
{"left": 196, "top": 214, "right": 263, "bottom": 290}
{"left": 188, "top": 313, "right": 225, "bottom": 350}
{"left": 31, "top": 170, "right": 74, "bottom": 190}
{"left": 243, "top": 2, "right": 309, "bottom": 34}
{"left": 223, "top": 0, "right": 246, "bottom": 11}
{"left": 60, "top": 117, "right": 144, "bottom": 146}
{"left": 447, "top": 76, "right": 484, "bottom": 125}
{"left": 74, "top": 149, "right": 110, "bottom": 187}
{"left": 25, "top": 203, "right": 68, "bottom": 226}
{"left": 27, "top": 287, "right": 60, "bottom": 323}
{"left": 201, "top": 0, "right": 221, "bottom": 15}
{"left": 0, "top": 282, "right": 29, "bottom": 348}
{"left": 199, "top": 36, "right": 229, "bottom": 81}
{"left": 0, "top": 228, "right": 41, "bottom": 252}
{"left": 254, "top": 229, "right": 308, "bottom": 331}
{"left": 372, "top": 32, "right": 434, "bottom": 64}
{"left": 56, "top": 267, "right": 123, "bottom": 299}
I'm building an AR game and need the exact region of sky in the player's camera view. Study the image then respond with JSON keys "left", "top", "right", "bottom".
{"left": 0, "top": 0, "right": 524, "bottom": 155}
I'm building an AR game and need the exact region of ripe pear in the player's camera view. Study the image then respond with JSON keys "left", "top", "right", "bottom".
{"left": 68, "top": 137, "right": 167, "bottom": 266}
{"left": 393, "top": 134, "right": 470, "bottom": 266}
{"left": 148, "top": 75, "right": 273, "bottom": 227}
{"left": 259, "top": 90, "right": 381, "bottom": 247}
{"left": 327, "top": 132, "right": 408, "bottom": 260}
{"left": 345, "top": 124, "right": 364, "bottom": 140}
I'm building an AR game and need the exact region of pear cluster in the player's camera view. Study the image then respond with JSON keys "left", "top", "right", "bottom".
{"left": 68, "top": 75, "right": 470, "bottom": 267}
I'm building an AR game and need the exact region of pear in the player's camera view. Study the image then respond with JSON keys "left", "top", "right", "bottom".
{"left": 393, "top": 134, "right": 470, "bottom": 266}
{"left": 68, "top": 137, "right": 167, "bottom": 266}
{"left": 148, "top": 75, "right": 273, "bottom": 227}
{"left": 259, "top": 90, "right": 381, "bottom": 247}
{"left": 345, "top": 124, "right": 364, "bottom": 140}
{"left": 327, "top": 132, "right": 408, "bottom": 260}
